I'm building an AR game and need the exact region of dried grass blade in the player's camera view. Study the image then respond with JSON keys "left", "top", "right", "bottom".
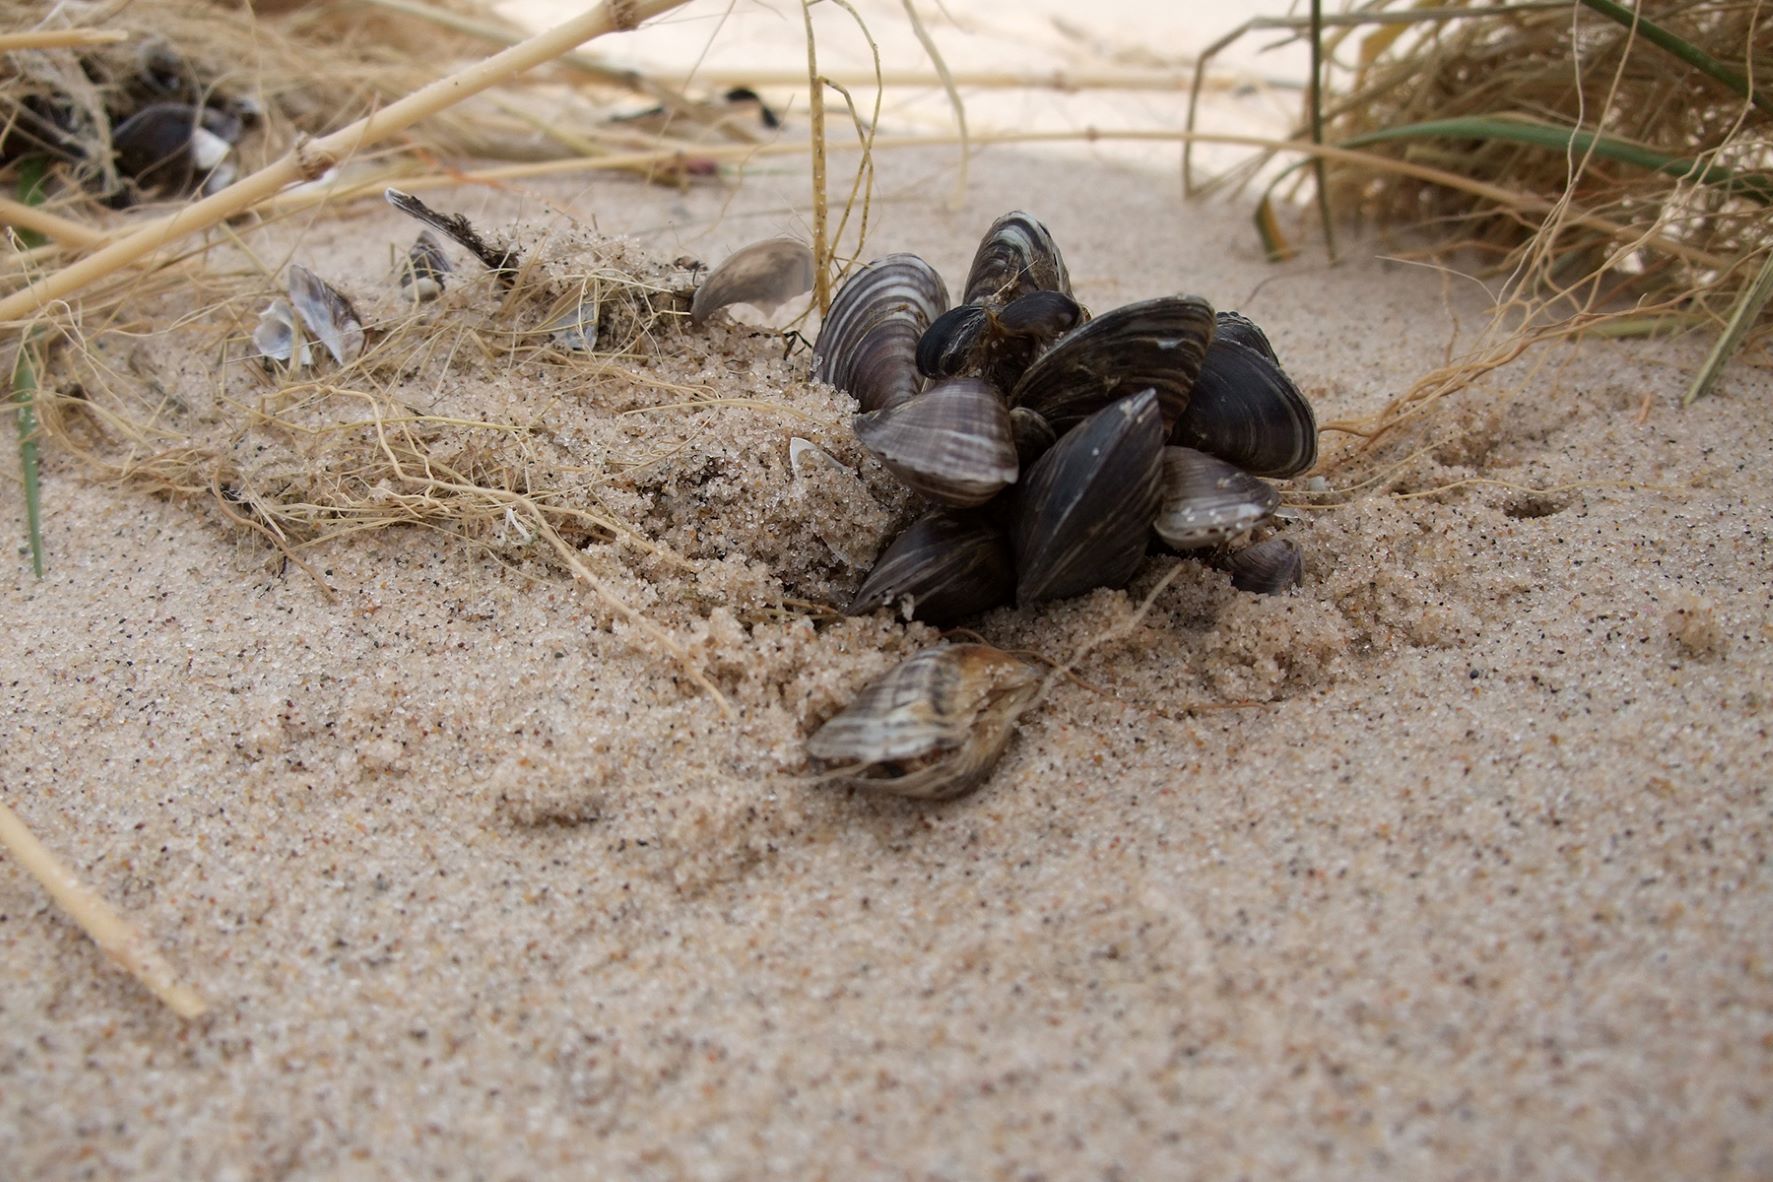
{"left": 12, "top": 340, "right": 44, "bottom": 577}
{"left": 1684, "top": 248, "right": 1773, "bottom": 406}
{"left": 1576, "top": 0, "right": 1773, "bottom": 117}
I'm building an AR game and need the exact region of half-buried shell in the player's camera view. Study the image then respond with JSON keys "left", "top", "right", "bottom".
{"left": 1152, "top": 446, "right": 1280, "bottom": 550}
{"left": 806, "top": 643, "right": 1039, "bottom": 800}
{"left": 845, "top": 511, "right": 1014, "bottom": 625}
{"left": 1226, "top": 536, "right": 1304, "bottom": 595}
{"left": 1011, "top": 388, "right": 1164, "bottom": 605}
{"left": 852, "top": 377, "right": 1018, "bottom": 508}
{"left": 690, "top": 237, "right": 814, "bottom": 325}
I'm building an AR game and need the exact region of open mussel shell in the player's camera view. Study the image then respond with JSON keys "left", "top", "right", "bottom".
{"left": 286, "top": 265, "right": 364, "bottom": 366}
{"left": 1226, "top": 536, "right": 1303, "bottom": 595}
{"left": 252, "top": 298, "right": 310, "bottom": 368}
{"left": 806, "top": 643, "right": 1039, "bottom": 801}
{"left": 814, "top": 253, "right": 949, "bottom": 413}
{"left": 1169, "top": 335, "right": 1317, "bottom": 478}
{"left": 1152, "top": 446, "right": 1280, "bottom": 550}
{"left": 963, "top": 211, "right": 1071, "bottom": 306}
{"left": 1009, "top": 295, "right": 1215, "bottom": 433}
{"left": 1011, "top": 388, "right": 1164, "bottom": 605}
{"left": 690, "top": 237, "right": 814, "bottom": 325}
{"left": 916, "top": 304, "right": 989, "bottom": 379}
{"left": 853, "top": 377, "right": 1018, "bottom": 508}
{"left": 845, "top": 511, "right": 1014, "bottom": 625}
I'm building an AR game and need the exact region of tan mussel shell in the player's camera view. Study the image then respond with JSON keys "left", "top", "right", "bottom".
{"left": 1152, "top": 446, "right": 1280, "bottom": 551}
{"left": 806, "top": 644, "right": 1039, "bottom": 801}
{"left": 690, "top": 237, "right": 814, "bottom": 325}
{"left": 852, "top": 377, "right": 1019, "bottom": 508}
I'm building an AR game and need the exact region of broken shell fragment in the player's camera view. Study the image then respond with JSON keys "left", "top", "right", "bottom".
{"left": 1227, "top": 536, "right": 1304, "bottom": 595}
{"left": 1152, "top": 446, "right": 1280, "bottom": 550}
{"left": 285, "top": 264, "right": 364, "bottom": 366}
{"left": 852, "top": 377, "right": 1018, "bottom": 509}
{"left": 384, "top": 187, "right": 520, "bottom": 281}
{"left": 690, "top": 237, "right": 814, "bottom": 325}
{"left": 400, "top": 231, "right": 452, "bottom": 301}
{"left": 813, "top": 253, "right": 949, "bottom": 413}
{"left": 806, "top": 643, "right": 1039, "bottom": 800}
{"left": 1011, "top": 388, "right": 1164, "bottom": 605}
{"left": 1170, "top": 325, "right": 1317, "bottom": 478}
{"left": 963, "top": 210, "right": 1072, "bottom": 306}
{"left": 252, "top": 298, "right": 311, "bottom": 368}
{"left": 1009, "top": 295, "right": 1215, "bottom": 432}
{"left": 845, "top": 511, "right": 1015, "bottom": 625}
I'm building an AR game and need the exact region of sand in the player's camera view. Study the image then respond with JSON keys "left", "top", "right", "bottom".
{"left": 4, "top": 19, "right": 1773, "bottom": 1180}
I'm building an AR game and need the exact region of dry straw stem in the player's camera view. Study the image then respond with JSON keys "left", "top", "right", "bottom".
{"left": 0, "top": 194, "right": 105, "bottom": 249}
{"left": 0, "top": 796, "right": 208, "bottom": 1019}
{"left": 0, "top": 28, "right": 129, "bottom": 52}
{"left": 0, "top": 0, "right": 694, "bottom": 327}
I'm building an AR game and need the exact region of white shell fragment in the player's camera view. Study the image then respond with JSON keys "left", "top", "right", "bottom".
{"left": 286, "top": 264, "right": 364, "bottom": 366}
{"left": 252, "top": 298, "right": 311, "bottom": 368}
{"left": 690, "top": 237, "right": 814, "bottom": 325}
{"left": 540, "top": 295, "right": 598, "bottom": 352}
{"left": 807, "top": 644, "right": 1039, "bottom": 800}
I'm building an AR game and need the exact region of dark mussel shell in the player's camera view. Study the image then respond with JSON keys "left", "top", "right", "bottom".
{"left": 1008, "top": 295, "right": 1215, "bottom": 433}
{"left": 852, "top": 377, "right": 1018, "bottom": 508}
{"left": 1008, "top": 406, "right": 1057, "bottom": 469}
{"left": 1170, "top": 333, "right": 1317, "bottom": 478}
{"left": 111, "top": 102, "right": 233, "bottom": 195}
{"left": 1213, "top": 309, "right": 1276, "bottom": 360}
{"left": 846, "top": 511, "right": 1015, "bottom": 625}
{"left": 401, "top": 231, "right": 452, "bottom": 301}
{"left": 1226, "top": 536, "right": 1303, "bottom": 595}
{"left": 1152, "top": 446, "right": 1280, "bottom": 550}
{"left": 996, "top": 289, "right": 1083, "bottom": 340}
{"left": 963, "top": 211, "right": 1072, "bottom": 306}
{"left": 916, "top": 304, "right": 989, "bottom": 379}
{"left": 1011, "top": 388, "right": 1164, "bottom": 605}
{"left": 806, "top": 643, "right": 1039, "bottom": 800}
{"left": 814, "top": 253, "right": 950, "bottom": 413}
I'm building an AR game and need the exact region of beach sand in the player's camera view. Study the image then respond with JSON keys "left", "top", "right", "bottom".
{"left": 3, "top": 6, "right": 1772, "bottom": 1179}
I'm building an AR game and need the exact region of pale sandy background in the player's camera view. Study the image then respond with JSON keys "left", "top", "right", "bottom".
{"left": 3, "top": 2, "right": 1771, "bottom": 1179}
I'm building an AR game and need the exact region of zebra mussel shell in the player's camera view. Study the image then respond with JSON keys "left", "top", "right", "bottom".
{"left": 1152, "top": 447, "right": 1280, "bottom": 551}
{"left": 852, "top": 377, "right": 1019, "bottom": 508}
{"left": 1009, "top": 295, "right": 1216, "bottom": 433}
{"left": 401, "top": 231, "right": 452, "bottom": 302}
{"left": 1170, "top": 310, "right": 1317, "bottom": 478}
{"left": 814, "top": 253, "right": 950, "bottom": 413}
{"left": 964, "top": 210, "right": 1072, "bottom": 306}
{"left": 1226, "top": 536, "right": 1304, "bottom": 596}
{"left": 284, "top": 265, "right": 364, "bottom": 366}
{"left": 807, "top": 643, "right": 1039, "bottom": 800}
{"left": 1012, "top": 388, "right": 1165, "bottom": 605}
{"left": 845, "top": 511, "right": 1014, "bottom": 625}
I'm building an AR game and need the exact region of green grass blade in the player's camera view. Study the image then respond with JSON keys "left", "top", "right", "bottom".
{"left": 1308, "top": 0, "right": 1336, "bottom": 262}
{"left": 1684, "top": 249, "right": 1773, "bottom": 406}
{"left": 13, "top": 344, "right": 45, "bottom": 578}
{"left": 1339, "top": 117, "right": 1773, "bottom": 205}
{"left": 1577, "top": 0, "right": 1772, "bottom": 117}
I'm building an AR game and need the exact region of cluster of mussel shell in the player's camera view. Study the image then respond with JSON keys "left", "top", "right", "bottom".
{"left": 801, "top": 212, "right": 1318, "bottom": 800}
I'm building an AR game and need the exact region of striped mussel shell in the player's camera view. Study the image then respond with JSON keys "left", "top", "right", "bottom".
{"left": 1213, "top": 309, "right": 1277, "bottom": 359}
{"left": 1152, "top": 446, "right": 1280, "bottom": 551}
{"left": 814, "top": 253, "right": 949, "bottom": 413}
{"left": 400, "top": 231, "right": 452, "bottom": 302}
{"left": 806, "top": 643, "right": 1040, "bottom": 800}
{"left": 852, "top": 377, "right": 1019, "bottom": 508}
{"left": 846, "top": 511, "right": 1015, "bottom": 625}
{"left": 916, "top": 290, "right": 1083, "bottom": 389}
{"left": 1170, "top": 310, "right": 1317, "bottom": 478}
{"left": 1011, "top": 388, "right": 1165, "bottom": 606}
{"left": 1226, "top": 536, "right": 1304, "bottom": 596}
{"left": 963, "top": 211, "right": 1072, "bottom": 306}
{"left": 1008, "top": 295, "right": 1215, "bottom": 433}
{"left": 916, "top": 304, "right": 990, "bottom": 379}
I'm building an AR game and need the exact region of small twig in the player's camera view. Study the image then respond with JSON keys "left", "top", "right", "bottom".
{"left": 0, "top": 196, "right": 106, "bottom": 250}
{"left": 802, "top": 1, "right": 831, "bottom": 316}
{"left": 0, "top": 28, "right": 129, "bottom": 52}
{"left": 0, "top": 797, "right": 207, "bottom": 1019}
